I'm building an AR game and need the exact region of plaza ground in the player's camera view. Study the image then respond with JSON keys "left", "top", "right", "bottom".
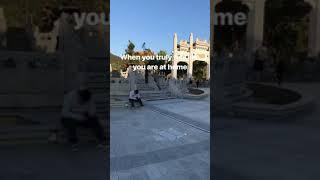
{"left": 110, "top": 90, "right": 210, "bottom": 180}
{"left": 2, "top": 83, "right": 319, "bottom": 180}
{"left": 213, "top": 83, "right": 320, "bottom": 179}
{"left": 0, "top": 143, "right": 108, "bottom": 180}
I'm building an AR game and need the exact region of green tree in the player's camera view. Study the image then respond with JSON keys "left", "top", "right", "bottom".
{"left": 125, "top": 40, "right": 135, "bottom": 55}
{"left": 157, "top": 50, "right": 167, "bottom": 57}
{"left": 193, "top": 61, "right": 207, "bottom": 80}
{"left": 148, "top": 50, "right": 167, "bottom": 66}
{"left": 264, "top": 0, "right": 312, "bottom": 56}
{"left": 156, "top": 50, "right": 166, "bottom": 66}
{"left": 142, "top": 42, "right": 146, "bottom": 51}
{"left": 2, "top": 0, "right": 107, "bottom": 28}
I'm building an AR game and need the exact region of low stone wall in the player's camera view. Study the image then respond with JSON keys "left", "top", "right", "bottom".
{"left": 184, "top": 91, "right": 209, "bottom": 100}
{"left": 0, "top": 50, "right": 64, "bottom": 108}
{"left": 110, "top": 78, "right": 130, "bottom": 96}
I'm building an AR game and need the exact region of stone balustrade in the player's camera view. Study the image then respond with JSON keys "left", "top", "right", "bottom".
{"left": 0, "top": 50, "right": 64, "bottom": 108}
{"left": 110, "top": 77, "right": 130, "bottom": 96}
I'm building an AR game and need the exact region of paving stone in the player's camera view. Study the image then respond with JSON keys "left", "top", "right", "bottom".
{"left": 111, "top": 96, "right": 210, "bottom": 180}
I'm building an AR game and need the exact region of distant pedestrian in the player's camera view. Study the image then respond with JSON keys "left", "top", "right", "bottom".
{"left": 253, "top": 49, "right": 264, "bottom": 81}
{"left": 196, "top": 80, "right": 200, "bottom": 88}
{"left": 276, "top": 59, "right": 284, "bottom": 86}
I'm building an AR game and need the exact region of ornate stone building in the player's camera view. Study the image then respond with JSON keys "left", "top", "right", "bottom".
{"left": 172, "top": 33, "right": 210, "bottom": 80}
{"left": 0, "top": 7, "right": 108, "bottom": 119}
{"left": 211, "top": 0, "right": 320, "bottom": 56}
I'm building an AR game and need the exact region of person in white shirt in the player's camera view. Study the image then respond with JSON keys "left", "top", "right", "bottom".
{"left": 129, "top": 90, "right": 144, "bottom": 108}
{"left": 61, "top": 87, "right": 106, "bottom": 147}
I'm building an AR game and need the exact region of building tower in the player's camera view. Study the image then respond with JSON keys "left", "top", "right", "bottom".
{"left": 172, "top": 33, "right": 178, "bottom": 79}
{"left": 188, "top": 33, "right": 194, "bottom": 79}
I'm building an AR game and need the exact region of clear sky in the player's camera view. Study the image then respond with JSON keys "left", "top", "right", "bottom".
{"left": 110, "top": 0, "right": 210, "bottom": 56}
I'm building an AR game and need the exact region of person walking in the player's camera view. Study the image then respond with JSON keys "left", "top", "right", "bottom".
{"left": 276, "top": 59, "right": 284, "bottom": 86}
{"left": 196, "top": 80, "right": 200, "bottom": 88}
{"left": 253, "top": 48, "right": 265, "bottom": 81}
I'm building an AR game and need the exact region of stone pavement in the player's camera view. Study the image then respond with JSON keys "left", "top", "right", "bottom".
{"left": 0, "top": 143, "right": 108, "bottom": 180}
{"left": 147, "top": 89, "right": 210, "bottom": 132}
{"left": 110, "top": 96, "right": 210, "bottom": 180}
{"left": 213, "top": 83, "right": 320, "bottom": 180}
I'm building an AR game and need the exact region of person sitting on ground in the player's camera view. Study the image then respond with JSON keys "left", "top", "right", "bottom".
{"left": 61, "top": 86, "right": 106, "bottom": 150}
{"left": 129, "top": 89, "right": 144, "bottom": 108}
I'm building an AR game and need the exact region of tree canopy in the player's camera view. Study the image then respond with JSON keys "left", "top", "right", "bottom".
{"left": 125, "top": 40, "right": 135, "bottom": 55}
{"left": 264, "top": 0, "right": 312, "bottom": 55}
{"left": 1, "top": 0, "right": 108, "bottom": 28}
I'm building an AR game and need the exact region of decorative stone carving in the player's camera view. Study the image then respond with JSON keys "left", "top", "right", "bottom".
{"left": 172, "top": 33, "right": 210, "bottom": 80}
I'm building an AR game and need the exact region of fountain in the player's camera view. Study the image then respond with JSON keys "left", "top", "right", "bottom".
{"left": 212, "top": 54, "right": 314, "bottom": 119}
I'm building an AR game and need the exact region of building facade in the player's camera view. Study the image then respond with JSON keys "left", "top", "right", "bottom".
{"left": 172, "top": 33, "right": 210, "bottom": 80}
{"left": 211, "top": 0, "right": 320, "bottom": 57}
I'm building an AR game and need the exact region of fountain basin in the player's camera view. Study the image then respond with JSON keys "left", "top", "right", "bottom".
{"left": 232, "top": 83, "right": 314, "bottom": 120}
{"left": 184, "top": 88, "right": 209, "bottom": 99}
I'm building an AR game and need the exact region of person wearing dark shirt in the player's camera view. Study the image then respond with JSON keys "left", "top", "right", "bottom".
{"left": 276, "top": 59, "right": 284, "bottom": 86}
{"left": 61, "top": 87, "right": 106, "bottom": 150}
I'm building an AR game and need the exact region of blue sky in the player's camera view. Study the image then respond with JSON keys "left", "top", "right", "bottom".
{"left": 110, "top": 0, "right": 210, "bottom": 56}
